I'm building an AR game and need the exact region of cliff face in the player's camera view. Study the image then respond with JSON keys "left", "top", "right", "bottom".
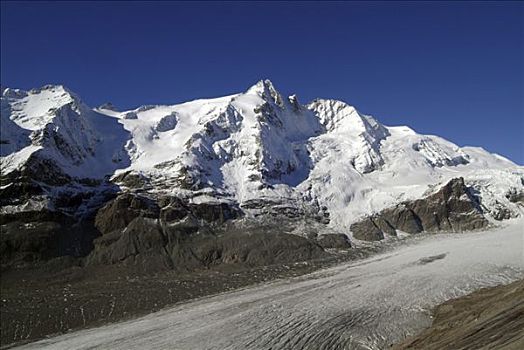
{"left": 351, "top": 178, "right": 490, "bottom": 241}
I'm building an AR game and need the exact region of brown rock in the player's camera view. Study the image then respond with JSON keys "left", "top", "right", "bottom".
{"left": 350, "top": 178, "right": 490, "bottom": 241}
{"left": 317, "top": 234, "right": 352, "bottom": 249}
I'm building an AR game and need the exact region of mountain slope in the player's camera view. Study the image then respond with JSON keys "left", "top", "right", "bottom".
{"left": 1, "top": 80, "right": 523, "bottom": 236}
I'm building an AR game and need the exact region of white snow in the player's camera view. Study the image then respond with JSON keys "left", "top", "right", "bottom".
{"left": 1, "top": 85, "right": 131, "bottom": 179}
{"left": 6, "top": 85, "right": 77, "bottom": 131}
{"left": 13, "top": 220, "right": 524, "bottom": 350}
{"left": 1, "top": 81, "right": 523, "bottom": 230}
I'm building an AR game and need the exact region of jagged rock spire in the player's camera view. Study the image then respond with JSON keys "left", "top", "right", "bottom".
{"left": 246, "top": 79, "right": 284, "bottom": 107}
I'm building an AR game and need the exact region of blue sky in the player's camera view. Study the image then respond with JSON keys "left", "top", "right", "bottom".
{"left": 1, "top": 1, "right": 523, "bottom": 163}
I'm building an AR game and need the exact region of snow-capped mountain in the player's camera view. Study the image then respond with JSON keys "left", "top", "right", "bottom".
{"left": 1, "top": 80, "right": 523, "bottom": 234}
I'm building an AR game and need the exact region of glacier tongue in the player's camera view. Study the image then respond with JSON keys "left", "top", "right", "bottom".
{"left": 1, "top": 80, "right": 523, "bottom": 231}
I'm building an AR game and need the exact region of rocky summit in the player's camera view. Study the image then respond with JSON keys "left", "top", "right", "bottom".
{"left": 1, "top": 80, "right": 523, "bottom": 271}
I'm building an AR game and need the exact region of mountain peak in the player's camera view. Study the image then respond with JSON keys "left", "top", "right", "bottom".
{"left": 29, "top": 84, "right": 78, "bottom": 98}
{"left": 248, "top": 78, "right": 276, "bottom": 91}
{"left": 2, "top": 85, "right": 75, "bottom": 100}
{"left": 2, "top": 84, "right": 80, "bottom": 103}
{"left": 1, "top": 84, "right": 91, "bottom": 133}
{"left": 246, "top": 79, "right": 284, "bottom": 106}
{"left": 13, "top": 84, "right": 86, "bottom": 110}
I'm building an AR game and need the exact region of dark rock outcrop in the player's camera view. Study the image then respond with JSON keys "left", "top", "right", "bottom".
{"left": 0, "top": 165, "right": 111, "bottom": 270}
{"left": 0, "top": 212, "right": 98, "bottom": 268}
{"left": 506, "top": 189, "right": 524, "bottom": 204}
{"left": 88, "top": 216, "right": 172, "bottom": 270}
{"left": 0, "top": 181, "right": 44, "bottom": 207}
{"left": 241, "top": 198, "right": 329, "bottom": 224}
{"left": 350, "top": 220, "right": 385, "bottom": 241}
{"left": 188, "top": 202, "right": 241, "bottom": 224}
{"left": 186, "top": 231, "right": 326, "bottom": 268}
{"left": 394, "top": 279, "right": 524, "bottom": 350}
{"left": 19, "top": 153, "right": 72, "bottom": 186}
{"left": 111, "top": 171, "right": 150, "bottom": 189}
{"left": 0, "top": 154, "right": 120, "bottom": 270}
{"left": 490, "top": 202, "right": 514, "bottom": 221}
{"left": 85, "top": 192, "right": 328, "bottom": 271}
{"left": 317, "top": 234, "right": 352, "bottom": 249}
{"left": 94, "top": 193, "right": 160, "bottom": 235}
{"left": 2, "top": 183, "right": 330, "bottom": 273}
{"left": 0, "top": 155, "right": 72, "bottom": 209}
{"left": 351, "top": 178, "right": 490, "bottom": 241}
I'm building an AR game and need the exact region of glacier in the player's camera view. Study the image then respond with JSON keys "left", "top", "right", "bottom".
{"left": 12, "top": 218, "right": 524, "bottom": 350}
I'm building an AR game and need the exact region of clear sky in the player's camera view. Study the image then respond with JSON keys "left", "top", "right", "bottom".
{"left": 1, "top": 1, "right": 523, "bottom": 163}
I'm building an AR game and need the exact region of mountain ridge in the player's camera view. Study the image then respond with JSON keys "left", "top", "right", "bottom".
{"left": 1, "top": 80, "right": 523, "bottom": 235}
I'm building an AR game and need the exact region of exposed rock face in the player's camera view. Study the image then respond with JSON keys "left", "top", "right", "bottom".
{"left": 88, "top": 216, "right": 171, "bottom": 270}
{"left": 316, "top": 234, "right": 352, "bottom": 249}
{"left": 241, "top": 198, "right": 330, "bottom": 224}
{"left": 1, "top": 177, "right": 331, "bottom": 272}
{"left": 94, "top": 193, "right": 160, "bottom": 235}
{"left": 350, "top": 221, "right": 385, "bottom": 241}
{"left": 351, "top": 178, "right": 490, "bottom": 241}
{"left": 0, "top": 211, "right": 98, "bottom": 268}
{"left": 0, "top": 158, "right": 114, "bottom": 269}
{"left": 187, "top": 202, "right": 241, "bottom": 224}
{"left": 187, "top": 230, "right": 326, "bottom": 268}
{"left": 87, "top": 193, "right": 325, "bottom": 271}
{"left": 111, "top": 171, "right": 150, "bottom": 190}
{"left": 506, "top": 188, "right": 524, "bottom": 205}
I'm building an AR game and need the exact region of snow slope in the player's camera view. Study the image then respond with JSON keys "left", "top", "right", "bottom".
{"left": 1, "top": 81, "right": 523, "bottom": 230}
{"left": 14, "top": 219, "right": 524, "bottom": 350}
{"left": 1, "top": 85, "right": 131, "bottom": 178}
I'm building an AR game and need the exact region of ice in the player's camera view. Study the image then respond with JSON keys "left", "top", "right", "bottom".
{"left": 14, "top": 220, "right": 524, "bottom": 350}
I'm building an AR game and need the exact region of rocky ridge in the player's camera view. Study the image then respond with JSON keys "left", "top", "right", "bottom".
{"left": 1, "top": 81, "right": 523, "bottom": 271}
{"left": 350, "top": 177, "right": 490, "bottom": 241}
